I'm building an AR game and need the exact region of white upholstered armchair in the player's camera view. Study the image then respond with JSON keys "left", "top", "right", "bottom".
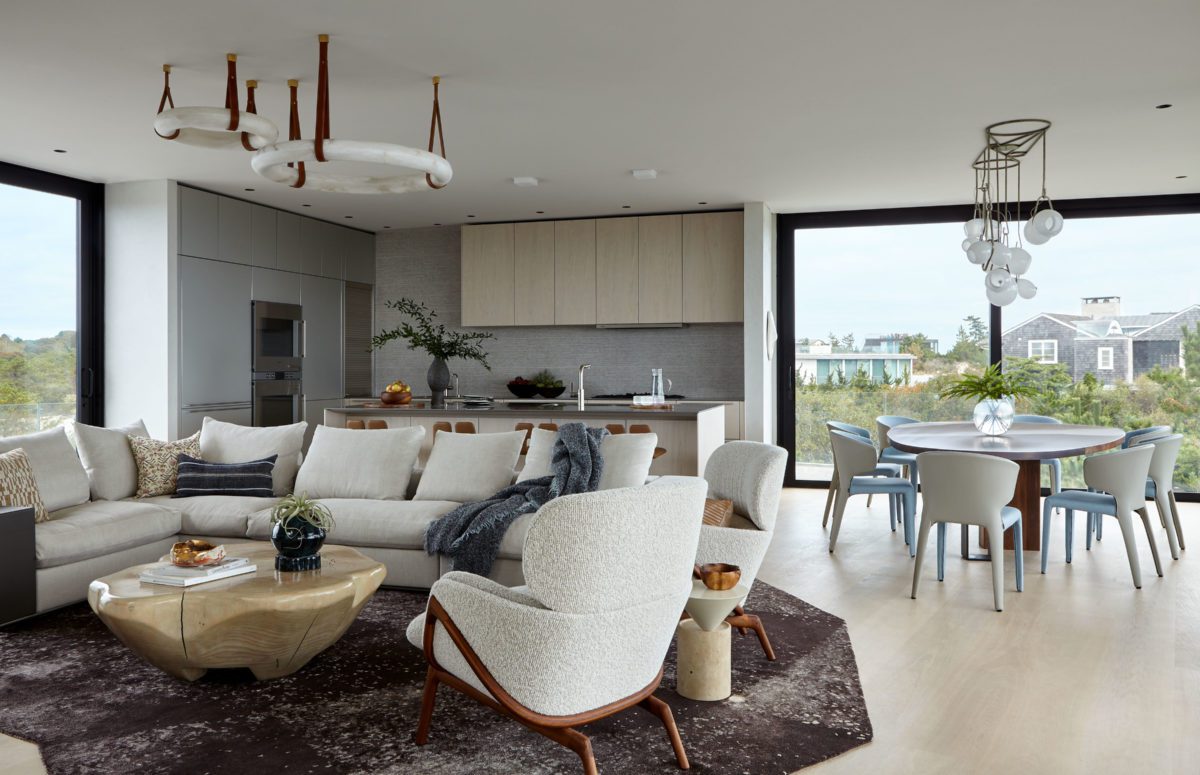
{"left": 691, "top": 441, "right": 788, "bottom": 660}
{"left": 406, "top": 478, "right": 708, "bottom": 775}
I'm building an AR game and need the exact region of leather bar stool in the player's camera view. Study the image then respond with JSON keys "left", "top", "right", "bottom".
{"left": 537, "top": 422, "right": 558, "bottom": 432}
{"left": 366, "top": 420, "right": 388, "bottom": 430}
{"left": 346, "top": 420, "right": 366, "bottom": 430}
{"left": 454, "top": 421, "right": 476, "bottom": 434}
{"left": 629, "top": 424, "right": 667, "bottom": 460}
{"left": 515, "top": 422, "right": 534, "bottom": 455}
{"left": 432, "top": 421, "right": 452, "bottom": 438}
{"left": 605, "top": 424, "right": 625, "bottom": 435}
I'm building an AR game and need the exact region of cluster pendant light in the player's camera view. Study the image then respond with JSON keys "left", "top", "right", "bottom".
{"left": 961, "top": 119, "right": 1061, "bottom": 306}
{"left": 154, "top": 35, "right": 452, "bottom": 195}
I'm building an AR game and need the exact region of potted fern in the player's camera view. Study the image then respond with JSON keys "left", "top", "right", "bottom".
{"left": 270, "top": 493, "right": 335, "bottom": 571}
{"left": 940, "top": 363, "right": 1036, "bottom": 436}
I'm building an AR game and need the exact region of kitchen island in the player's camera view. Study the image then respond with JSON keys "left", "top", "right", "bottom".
{"left": 322, "top": 401, "right": 725, "bottom": 477}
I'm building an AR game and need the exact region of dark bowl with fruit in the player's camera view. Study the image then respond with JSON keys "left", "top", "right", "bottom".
{"left": 537, "top": 385, "right": 566, "bottom": 399}
{"left": 507, "top": 378, "right": 540, "bottom": 398}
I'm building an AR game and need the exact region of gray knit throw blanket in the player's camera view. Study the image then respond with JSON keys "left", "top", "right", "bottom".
{"left": 424, "top": 422, "right": 607, "bottom": 576}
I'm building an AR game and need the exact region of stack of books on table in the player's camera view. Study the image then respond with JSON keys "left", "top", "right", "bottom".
{"left": 139, "top": 557, "right": 257, "bottom": 587}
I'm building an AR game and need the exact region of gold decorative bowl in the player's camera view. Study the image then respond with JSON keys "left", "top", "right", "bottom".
{"left": 171, "top": 539, "right": 226, "bottom": 567}
{"left": 699, "top": 563, "right": 741, "bottom": 591}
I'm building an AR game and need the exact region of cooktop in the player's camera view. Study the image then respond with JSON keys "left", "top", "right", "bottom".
{"left": 593, "top": 393, "right": 686, "bottom": 400}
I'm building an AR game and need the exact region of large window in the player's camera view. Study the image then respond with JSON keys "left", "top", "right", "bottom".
{"left": 778, "top": 199, "right": 1200, "bottom": 497}
{"left": 0, "top": 163, "right": 103, "bottom": 434}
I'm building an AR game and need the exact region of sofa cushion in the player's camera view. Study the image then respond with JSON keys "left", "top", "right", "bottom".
{"left": 139, "top": 494, "right": 276, "bottom": 537}
{"left": 245, "top": 498, "right": 459, "bottom": 549}
{"left": 415, "top": 430, "right": 525, "bottom": 503}
{"left": 295, "top": 425, "right": 424, "bottom": 500}
{"left": 518, "top": 429, "right": 656, "bottom": 490}
{"left": 36, "top": 500, "right": 181, "bottom": 569}
{"left": 497, "top": 512, "right": 535, "bottom": 560}
{"left": 69, "top": 419, "right": 149, "bottom": 501}
{"left": 129, "top": 433, "right": 200, "bottom": 498}
{"left": 0, "top": 426, "right": 90, "bottom": 513}
{"left": 200, "top": 418, "right": 307, "bottom": 496}
{"left": 0, "top": 448, "right": 49, "bottom": 522}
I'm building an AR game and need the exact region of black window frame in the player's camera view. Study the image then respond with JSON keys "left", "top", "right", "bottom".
{"left": 776, "top": 193, "right": 1200, "bottom": 499}
{"left": 0, "top": 161, "right": 104, "bottom": 426}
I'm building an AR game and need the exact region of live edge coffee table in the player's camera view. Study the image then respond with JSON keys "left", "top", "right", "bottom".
{"left": 88, "top": 542, "right": 385, "bottom": 681}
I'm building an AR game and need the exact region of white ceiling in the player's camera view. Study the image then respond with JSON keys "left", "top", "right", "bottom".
{"left": 1, "top": 0, "right": 1197, "bottom": 232}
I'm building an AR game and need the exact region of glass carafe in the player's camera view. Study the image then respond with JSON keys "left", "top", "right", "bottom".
{"left": 650, "top": 369, "right": 666, "bottom": 404}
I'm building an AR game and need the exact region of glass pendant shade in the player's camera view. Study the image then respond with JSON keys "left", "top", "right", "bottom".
{"left": 1017, "top": 278, "right": 1038, "bottom": 299}
{"left": 1008, "top": 247, "right": 1032, "bottom": 275}
{"left": 967, "top": 240, "right": 994, "bottom": 265}
{"left": 986, "top": 281, "right": 1019, "bottom": 306}
{"left": 1023, "top": 219, "right": 1050, "bottom": 245}
{"left": 964, "top": 219, "right": 985, "bottom": 239}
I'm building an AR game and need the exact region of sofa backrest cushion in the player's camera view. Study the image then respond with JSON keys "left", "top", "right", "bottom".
{"left": 129, "top": 433, "right": 201, "bottom": 498}
{"left": 69, "top": 419, "right": 149, "bottom": 501}
{"left": 0, "top": 426, "right": 90, "bottom": 513}
{"left": 200, "top": 418, "right": 307, "bottom": 496}
{"left": 175, "top": 454, "right": 277, "bottom": 499}
{"left": 414, "top": 430, "right": 525, "bottom": 503}
{"left": 518, "top": 428, "right": 656, "bottom": 490}
{"left": 295, "top": 425, "right": 424, "bottom": 500}
{"left": 0, "top": 447, "right": 50, "bottom": 522}
{"left": 523, "top": 477, "right": 707, "bottom": 614}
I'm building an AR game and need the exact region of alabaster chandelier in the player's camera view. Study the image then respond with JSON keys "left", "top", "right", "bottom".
{"left": 153, "top": 35, "right": 452, "bottom": 195}
{"left": 961, "top": 119, "right": 1061, "bottom": 306}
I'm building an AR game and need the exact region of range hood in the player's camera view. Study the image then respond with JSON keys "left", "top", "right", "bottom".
{"left": 595, "top": 323, "right": 686, "bottom": 329}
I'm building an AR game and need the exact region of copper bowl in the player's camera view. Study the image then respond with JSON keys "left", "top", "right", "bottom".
{"left": 380, "top": 390, "right": 412, "bottom": 405}
{"left": 699, "top": 563, "right": 741, "bottom": 591}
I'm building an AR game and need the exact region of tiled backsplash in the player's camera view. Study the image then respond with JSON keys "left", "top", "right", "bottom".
{"left": 373, "top": 226, "right": 744, "bottom": 399}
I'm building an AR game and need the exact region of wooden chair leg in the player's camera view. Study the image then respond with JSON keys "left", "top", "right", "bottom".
{"left": 639, "top": 694, "right": 690, "bottom": 770}
{"left": 726, "top": 609, "right": 777, "bottom": 661}
{"left": 558, "top": 727, "right": 598, "bottom": 775}
{"left": 415, "top": 666, "right": 439, "bottom": 745}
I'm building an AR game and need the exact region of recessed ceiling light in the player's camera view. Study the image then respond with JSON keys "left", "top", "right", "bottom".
{"left": 244, "top": 188, "right": 255, "bottom": 192}
{"left": 535, "top": 210, "right": 545, "bottom": 214}
{"left": 621, "top": 205, "right": 631, "bottom": 209}
{"left": 302, "top": 203, "right": 312, "bottom": 207}
{"left": 512, "top": 177, "right": 539, "bottom": 187}
{"left": 467, "top": 214, "right": 476, "bottom": 218}
{"left": 433, "top": 223, "right": 442, "bottom": 226}
{"left": 1178, "top": 175, "right": 1189, "bottom": 179}
{"left": 383, "top": 225, "right": 391, "bottom": 229}
{"left": 1156, "top": 103, "right": 1173, "bottom": 109}
{"left": 697, "top": 201, "right": 707, "bottom": 205}
{"left": 344, "top": 215, "right": 353, "bottom": 219}
{"left": 631, "top": 169, "right": 657, "bottom": 181}
{"left": 52, "top": 149, "right": 67, "bottom": 153}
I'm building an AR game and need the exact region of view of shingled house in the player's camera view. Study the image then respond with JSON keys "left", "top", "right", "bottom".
{"left": 1003, "top": 296, "right": 1200, "bottom": 385}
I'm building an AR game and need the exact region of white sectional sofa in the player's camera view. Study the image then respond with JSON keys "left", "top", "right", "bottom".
{"left": 1, "top": 419, "right": 667, "bottom": 623}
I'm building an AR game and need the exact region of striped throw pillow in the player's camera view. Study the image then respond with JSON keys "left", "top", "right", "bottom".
{"left": 0, "top": 448, "right": 49, "bottom": 522}
{"left": 173, "top": 454, "right": 278, "bottom": 499}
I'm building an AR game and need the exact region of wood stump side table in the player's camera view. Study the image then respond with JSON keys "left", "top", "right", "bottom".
{"left": 676, "top": 581, "right": 749, "bottom": 701}
{"left": 88, "top": 542, "right": 386, "bottom": 681}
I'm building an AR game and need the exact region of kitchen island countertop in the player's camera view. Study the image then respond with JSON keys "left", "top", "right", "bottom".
{"left": 329, "top": 402, "right": 725, "bottom": 421}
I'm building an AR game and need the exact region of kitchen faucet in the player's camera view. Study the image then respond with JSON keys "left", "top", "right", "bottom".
{"left": 577, "top": 364, "right": 591, "bottom": 411}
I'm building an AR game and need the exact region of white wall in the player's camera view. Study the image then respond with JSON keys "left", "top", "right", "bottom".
{"left": 742, "top": 202, "right": 777, "bottom": 443}
{"left": 104, "top": 180, "right": 178, "bottom": 439}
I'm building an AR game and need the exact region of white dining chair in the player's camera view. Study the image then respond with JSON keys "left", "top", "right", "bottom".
{"left": 1132, "top": 433, "right": 1184, "bottom": 559}
{"left": 1092, "top": 425, "right": 1174, "bottom": 544}
{"left": 822, "top": 421, "right": 903, "bottom": 529}
{"left": 1042, "top": 445, "right": 1160, "bottom": 589}
{"left": 1012, "top": 414, "right": 1063, "bottom": 497}
{"left": 828, "top": 430, "right": 916, "bottom": 557}
{"left": 910, "top": 452, "right": 1023, "bottom": 612}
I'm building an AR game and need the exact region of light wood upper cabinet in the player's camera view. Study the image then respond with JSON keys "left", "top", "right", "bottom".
{"left": 595, "top": 217, "right": 640, "bottom": 324}
{"left": 682, "top": 212, "right": 743, "bottom": 322}
{"left": 554, "top": 220, "right": 597, "bottom": 325}
{"left": 638, "top": 215, "right": 683, "bottom": 324}
{"left": 514, "top": 221, "right": 555, "bottom": 326}
{"left": 461, "top": 223, "right": 515, "bottom": 327}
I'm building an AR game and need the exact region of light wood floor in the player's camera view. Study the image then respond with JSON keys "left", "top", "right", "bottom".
{"left": 3, "top": 489, "right": 1197, "bottom": 775}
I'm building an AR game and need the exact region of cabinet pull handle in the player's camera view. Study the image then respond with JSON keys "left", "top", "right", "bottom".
{"left": 301, "top": 320, "right": 307, "bottom": 358}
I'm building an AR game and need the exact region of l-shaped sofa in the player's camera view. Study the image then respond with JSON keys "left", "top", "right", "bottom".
{"left": 0, "top": 416, "right": 676, "bottom": 623}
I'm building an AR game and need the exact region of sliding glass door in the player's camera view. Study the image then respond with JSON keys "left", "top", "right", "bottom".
{"left": 0, "top": 162, "right": 103, "bottom": 432}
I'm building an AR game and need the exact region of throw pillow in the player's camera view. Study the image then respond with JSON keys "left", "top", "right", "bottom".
{"left": 518, "top": 429, "right": 656, "bottom": 490}
{"left": 703, "top": 498, "right": 734, "bottom": 527}
{"left": 174, "top": 454, "right": 277, "bottom": 498}
{"left": 69, "top": 419, "right": 149, "bottom": 501}
{"left": 129, "top": 433, "right": 201, "bottom": 498}
{"left": 199, "top": 417, "right": 307, "bottom": 496}
{"left": 414, "top": 430, "right": 526, "bottom": 503}
{"left": 294, "top": 425, "right": 424, "bottom": 500}
{"left": 0, "top": 448, "right": 50, "bottom": 523}
{"left": 0, "top": 426, "right": 90, "bottom": 513}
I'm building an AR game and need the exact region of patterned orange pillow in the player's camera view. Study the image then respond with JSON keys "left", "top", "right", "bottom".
{"left": 0, "top": 447, "right": 49, "bottom": 522}
{"left": 129, "top": 432, "right": 201, "bottom": 498}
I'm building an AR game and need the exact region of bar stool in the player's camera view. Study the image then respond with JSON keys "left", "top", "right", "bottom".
{"left": 538, "top": 423, "right": 558, "bottom": 432}
{"left": 605, "top": 424, "right": 625, "bottom": 435}
{"left": 346, "top": 420, "right": 366, "bottom": 430}
{"left": 366, "top": 420, "right": 388, "bottom": 430}
{"left": 630, "top": 424, "right": 667, "bottom": 459}
{"left": 454, "top": 421, "right": 476, "bottom": 434}
{"left": 515, "top": 422, "right": 535, "bottom": 454}
{"left": 432, "top": 421, "right": 452, "bottom": 438}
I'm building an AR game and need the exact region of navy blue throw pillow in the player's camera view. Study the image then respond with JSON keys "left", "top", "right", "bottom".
{"left": 173, "top": 454, "right": 278, "bottom": 498}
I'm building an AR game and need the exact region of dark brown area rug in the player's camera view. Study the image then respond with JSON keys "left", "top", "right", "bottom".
{"left": 0, "top": 582, "right": 871, "bottom": 774}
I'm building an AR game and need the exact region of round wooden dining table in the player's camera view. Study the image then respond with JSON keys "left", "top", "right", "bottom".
{"left": 887, "top": 421, "right": 1126, "bottom": 551}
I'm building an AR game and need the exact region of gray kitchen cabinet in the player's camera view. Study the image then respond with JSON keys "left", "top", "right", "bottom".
{"left": 251, "top": 267, "right": 301, "bottom": 305}
{"left": 344, "top": 230, "right": 375, "bottom": 284}
{"left": 300, "top": 218, "right": 325, "bottom": 275}
{"left": 302, "top": 398, "right": 344, "bottom": 451}
{"left": 276, "top": 211, "right": 303, "bottom": 273}
{"left": 250, "top": 204, "right": 277, "bottom": 268}
{"left": 179, "top": 256, "right": 252, "bottom": 407}
{"left": 218, "top": 197, "right": 253, "bottom": 265}
{"left": 322, "top": 224, "right": 347, "bottom": 280}
{"left": 180, "top": 404, "right": 251, "bottom": 439}
{"left": 300, "top": 274, "right": 344, "bottom": 399}
{"left": 178, "top": 187, "right": 219, "bottom": 260}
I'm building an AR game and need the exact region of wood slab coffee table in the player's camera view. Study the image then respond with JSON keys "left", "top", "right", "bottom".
{"left": 88, "top": 542, "right": 386, "bottom": 681}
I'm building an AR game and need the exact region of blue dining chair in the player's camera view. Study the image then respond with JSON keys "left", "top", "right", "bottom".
{"left": 876, "top": 415, "right": 921, "bottom": 491}
{"left": 828, "top": 429, "right": 916, "bottom": 557}
{"left": 1013, "top": 414, "right": 1063, "bottom": 497}
{"left": 822, "top": 421, "right": 903, "bottom": 528}
{"left": 1041, "top": 445, "right": 1161, "bottom": 589}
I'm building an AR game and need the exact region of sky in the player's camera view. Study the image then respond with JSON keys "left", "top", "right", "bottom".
{"left": 0, "top": 182, "right": 77, "bottom": 341}
{"left": 794, "top": 214, "right": 1200, "bottom": 348}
